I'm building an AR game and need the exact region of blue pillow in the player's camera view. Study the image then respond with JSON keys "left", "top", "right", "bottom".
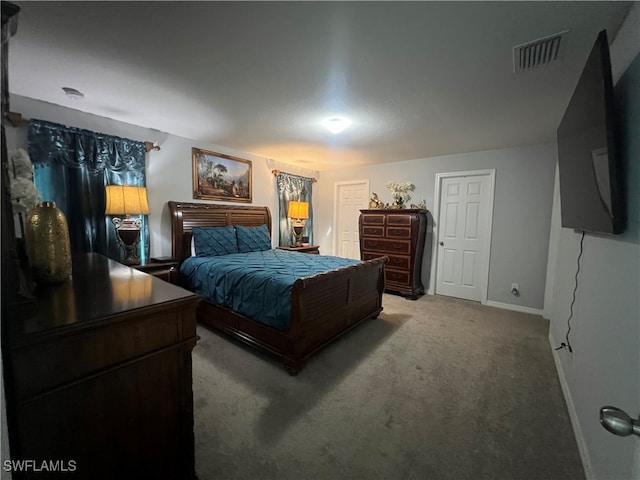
{"left": 236, "top": 224, "right": 271, "bottom": 253}
{"left": 192, "top": 226, "right": 238, "bottom": 256}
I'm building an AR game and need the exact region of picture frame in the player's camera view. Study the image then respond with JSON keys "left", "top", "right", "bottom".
{"left": 192, "top": 148, "right": 252, "bottom": 203}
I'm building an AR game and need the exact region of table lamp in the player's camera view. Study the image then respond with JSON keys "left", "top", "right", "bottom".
{"left": 287, "top": 201, "right": 309, "bottom": 247}
{"left": 105, "top": 185, "right": 150, "bottom": 265}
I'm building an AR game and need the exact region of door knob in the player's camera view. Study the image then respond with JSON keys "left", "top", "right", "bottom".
{"left": 600, "top": 406, "right": 640, "bottom": 438}
{"left": 439, "top": 241, "right": 444, "bottom": 246}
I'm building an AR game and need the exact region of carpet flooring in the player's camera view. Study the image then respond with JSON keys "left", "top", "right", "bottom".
{"left": 192, "top": 293, "right": 585, "bottom": 480}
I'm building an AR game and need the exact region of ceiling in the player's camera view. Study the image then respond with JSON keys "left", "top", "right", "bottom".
{"left": 7, "top": 1, "right": 633, "bottom": 171}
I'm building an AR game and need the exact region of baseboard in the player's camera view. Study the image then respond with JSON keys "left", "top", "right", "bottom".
{"left": 549, "top": 331, "right": 594, "bottom": 480}
{"left": 485, "top": 300, "right": 543, "bottom": 316}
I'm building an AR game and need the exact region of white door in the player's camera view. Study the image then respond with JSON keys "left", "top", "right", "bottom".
{"left": 435, "top": 171, "right": 494, "bottom": 302}
{"left": 334, "top": 180, "right": 369, "bottom": 259}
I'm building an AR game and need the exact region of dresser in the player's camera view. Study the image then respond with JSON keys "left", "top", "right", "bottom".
{"left": 3, "top": 254, "right": 201, "bottom": 479}
{"left": 359, "top": 209, "right": 428, "bottom": 299}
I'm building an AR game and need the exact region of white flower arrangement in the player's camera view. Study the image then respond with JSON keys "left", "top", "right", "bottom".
{"left": 8, "top": 148, "right": 40, "bottom": 214}
{"left": 385, "top": 181, "right": 415, "bottom": 205}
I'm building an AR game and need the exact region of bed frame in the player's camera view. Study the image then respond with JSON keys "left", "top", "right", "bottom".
{"left": 168, "top": 201, "right": 387, "bottom": 375}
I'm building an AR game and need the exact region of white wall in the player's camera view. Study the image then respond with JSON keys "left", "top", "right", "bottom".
{"left": 316, "top": 142, "right": 557, "bottom": 311}
{"left": 545, "top": 4, "right": 640, "bottom": 479}
{"left": 5, "top": 94, "right": 281, "bottom": 257}
{"left": 146, "top": 135, "right": 278, "bottom": 257}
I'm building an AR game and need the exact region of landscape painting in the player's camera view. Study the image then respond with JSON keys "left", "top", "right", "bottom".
{"left": 192, "top": 148, "right": 252, "bottom": 203}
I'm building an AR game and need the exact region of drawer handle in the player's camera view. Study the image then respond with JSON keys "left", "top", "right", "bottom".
{"left": 393, "top": 244, "right": 403, "bottom": 249}
{"left": 392, "top": 258, "right": 403, "bottom": 264}
{"left": 368, "top": 241, "right": 378, "bottom": 247}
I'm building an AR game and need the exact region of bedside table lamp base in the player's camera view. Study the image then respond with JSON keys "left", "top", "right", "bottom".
{"left": 112, "top": 218, "right": 142, "bottom": 266}
{"left": 291, "top": 225, "right": 304, "bottom": 247}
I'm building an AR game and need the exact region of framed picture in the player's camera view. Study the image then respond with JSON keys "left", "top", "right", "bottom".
{"left": 192, "top": 148, "right": 252, "bottom": 203}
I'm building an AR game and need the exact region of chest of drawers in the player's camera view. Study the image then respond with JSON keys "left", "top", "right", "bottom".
{"left": 359, "top": 209, "right": 428, "bottom": 299}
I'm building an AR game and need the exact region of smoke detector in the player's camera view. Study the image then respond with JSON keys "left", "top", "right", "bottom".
{"left": 513, "top": 30, "right": 569, "bottom": 73}
{"left": 62, "top": 87, "right": 85, "bottom": 100}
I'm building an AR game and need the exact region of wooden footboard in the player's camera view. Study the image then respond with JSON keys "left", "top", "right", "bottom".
{"left": 168, "top": 201, "right": 387, "bottom": 374}
{"left": 286, "top": 256, "right": 387, "bottom": 372}
{"left": 194, "top": 256, "right": 387, "bottom": 375}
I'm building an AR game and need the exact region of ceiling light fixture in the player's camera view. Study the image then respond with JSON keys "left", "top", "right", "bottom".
{"left": 62, "top": 87, "right": 85, "bottom": 100}
{"left": 322, "top": 116, "right": 352, "bottom": 134}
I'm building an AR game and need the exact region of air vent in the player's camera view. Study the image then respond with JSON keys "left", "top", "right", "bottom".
{"left": 513, "top": 30, "right": 569, "bottom": 73}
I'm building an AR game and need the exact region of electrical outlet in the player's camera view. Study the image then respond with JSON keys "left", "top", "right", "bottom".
{"left": 510, "top": 283, "right": 520, "bottom": 296}
{"left": 511, "top": 283, "right": 519, "bottom": 291}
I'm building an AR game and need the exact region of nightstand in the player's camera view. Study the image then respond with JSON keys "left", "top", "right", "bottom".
{"left": 277, "top": 245, "right": 320, "bottom": 255}
{"left": 132, "top": 258, "right": 179, "bottom": 284}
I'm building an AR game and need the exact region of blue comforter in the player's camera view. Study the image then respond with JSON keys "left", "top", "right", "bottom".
{"left": 180, "top": 249, "right": 359, "bottom": 331}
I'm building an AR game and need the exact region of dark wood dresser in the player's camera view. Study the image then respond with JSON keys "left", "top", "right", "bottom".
{"left": 2, "top": 253, "right": 201, "bottom": 479}
{"left": 359, "top": 209, "right": 428, "bottom": 299}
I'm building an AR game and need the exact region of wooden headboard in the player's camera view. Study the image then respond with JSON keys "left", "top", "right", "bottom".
{"left": 167, "top": 201, "right": 272, "bottom": 264}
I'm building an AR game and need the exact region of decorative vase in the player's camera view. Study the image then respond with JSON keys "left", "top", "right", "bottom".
{"left": 25, "top": 201, "right": 72, "bottom": 284}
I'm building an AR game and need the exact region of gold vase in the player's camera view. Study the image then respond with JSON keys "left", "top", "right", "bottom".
{"left": 25, "top": 201, "right": 72, "bottom": 284}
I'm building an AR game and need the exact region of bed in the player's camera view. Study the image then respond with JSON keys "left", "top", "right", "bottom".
{"left": 168, "top": 201, "right": 387, "bottom": 375}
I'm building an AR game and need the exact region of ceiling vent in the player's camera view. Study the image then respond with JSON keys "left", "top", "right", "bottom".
{"left": 513, "top": 30, "right": 569, "bottom": 73}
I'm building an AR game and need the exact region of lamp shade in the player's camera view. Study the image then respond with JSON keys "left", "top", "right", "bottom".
{"left": 105, "top": 186, "right": 150, "bottom": 215}
{"left": 287, "top": 201, "right": 309, "bottom": 220}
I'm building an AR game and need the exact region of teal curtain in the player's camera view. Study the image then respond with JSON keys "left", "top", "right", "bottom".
{"left": 28, "top": 119, "right": 149, "bottom": 263}
{"left": 276, "top": 172, "right": 313, "bottom": 247}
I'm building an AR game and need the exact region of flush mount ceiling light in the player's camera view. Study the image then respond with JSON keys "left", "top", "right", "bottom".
{"left": 321, "top": 116, "right": 352, "bottom": 134}
{"left": 62, "top": 87, "right": 85, "bottom": 100}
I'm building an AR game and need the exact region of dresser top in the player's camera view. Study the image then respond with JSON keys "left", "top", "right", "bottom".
{"left": 9, "top": 253, "right": 198, "bottom": 341}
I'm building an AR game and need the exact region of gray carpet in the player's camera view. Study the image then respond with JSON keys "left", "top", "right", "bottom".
{"left": 192, "top": 293, "right": 584, "bottom": 480}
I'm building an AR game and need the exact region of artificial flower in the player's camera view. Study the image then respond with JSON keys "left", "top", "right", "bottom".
{"left": 386, "top": 181, "right": 415, "bottom": 205}
{"left": 8, "top": 148, "right": 40, "bottom": 213}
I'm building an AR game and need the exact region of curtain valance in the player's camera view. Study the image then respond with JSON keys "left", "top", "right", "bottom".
{"left": 28, "top": 119, "right": 146, "bottom": 178}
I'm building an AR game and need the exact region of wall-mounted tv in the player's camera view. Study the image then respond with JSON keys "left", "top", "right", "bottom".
{"left": 557, "top": 30, "right": 625, "bottom": 235}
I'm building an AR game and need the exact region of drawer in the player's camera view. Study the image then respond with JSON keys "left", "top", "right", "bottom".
{"left": 12, "top": 309, "right": 185, "bottom": 400}
{"left": 385, "top": 255, "right": 410, "bottom": 270}
{"left": 386, "top": 226, "right": 411, "bottom": 238}
{"left": 387, "top": 215, "right": 412, "bottom": 226}
{"left": 362, "top": 252, "right": 388, "bottom": 262}
{"left": 362, "top": 238, "right": 410, "bottom": 255}
{"left": 385, "top": 269, "right": 410, "bottom": 285}
{"left": 134, "top": 262, "right": 178, "bottom": 284}
{"left": 361, "top": 226, "right": 384, "bottom": 237}
{"left": 151, "top": 268, "right": 175, "bottom": 283}
{"left": 361, "top": 214, "right": 385, "bottom": 225}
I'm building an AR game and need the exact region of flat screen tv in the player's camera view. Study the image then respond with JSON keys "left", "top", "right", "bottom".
{"left": 557, "top": 30, "right": 625, "bottom": 235}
